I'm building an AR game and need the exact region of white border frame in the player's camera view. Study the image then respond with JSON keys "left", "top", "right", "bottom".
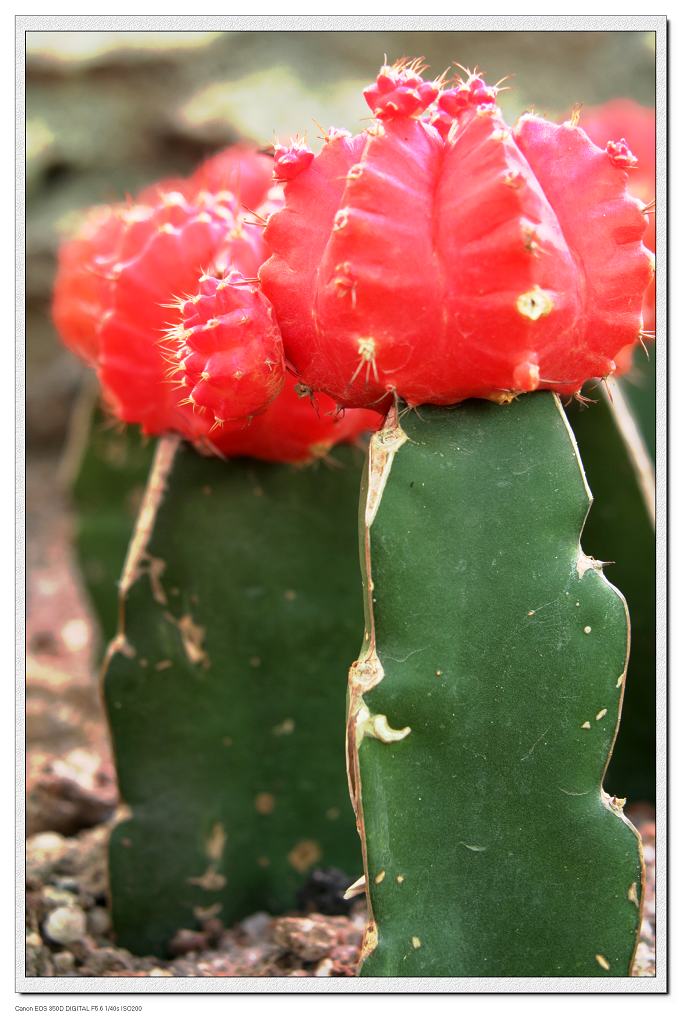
{"left": 15, "top": 13, "right": 667, "bottom": 996}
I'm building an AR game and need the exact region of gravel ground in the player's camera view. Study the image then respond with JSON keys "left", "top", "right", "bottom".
{"left": 24, "top": 814, "right": 656, "bottom": 979}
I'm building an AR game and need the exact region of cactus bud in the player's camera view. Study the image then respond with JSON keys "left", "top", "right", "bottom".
{"left": 53, "top": 189, "right": 268, "bottom": 438}
{"left": 363, "top": 60, "right": 440, "bottom": 120}
{"left": 164, "top": 271, "right": 285, "bottom": 428}
{"left": 273, "top": 139, "right": 315, "bottom": 182}
{"left": 438, "top": 70, "right": 499, "bottom": 117}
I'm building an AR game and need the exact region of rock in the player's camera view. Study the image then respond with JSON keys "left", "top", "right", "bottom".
{"left": 26, "top": 831, "right": 70, "bottom": 884}
{"left": 168, "top": 929, "right": 209, "bottom": 957}
{"left": 53, "top": 950, "right": 76, "bottom": 974}
{"left": 272, "top": 915, "right": 337, "bottom": 962}
{"left": 83, "top": 947, "right": 142, "bottom": 975}
{"left": 26, "top": 931, "right": 54, "bottom": 977}
{"left": 313, "top": 957, "right": 334, "bottom": 977}
{"left": 87, "top": 906, "right": 111, "bottom": 937}
{"left": 43, "top": 905, "right": 87, "bottom": 945}
{"left": 27, "top": 752, "right": 117, "bottom": 836}
{"left": 200, "top": 917, "right": 224, "bottom": 945}
{"left": 41, "top": 884, "right": 79, "bottom": 909}
{"left": 239, "top": 911, "right": 272, "bottom": 942}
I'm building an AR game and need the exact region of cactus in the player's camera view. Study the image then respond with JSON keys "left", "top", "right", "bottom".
{"left": 162, "top": 269, "right": 285, "bottom": 430}
{"left": 53, "top": 148, "right": 380, "bottom": 957}
{"left": 260, "top": 65, "right": 652, "bottom": 411}
{"left": 52, "top": 190, "right": 278, "bottom": 437}
{"left": 52, "top": 63, "right": 655, "bottom": 977}
{"left": 69, "top": 393, "right": 154, "bottom": 651}
{"left": 259, "top": 63, "right": 653, "bottom": 977}
{"left": 567, "top": 349, "right": 655, "bottom": 801}
{"left": 620, "top": 343, "right": 656, "bottom": 458}
{"left": 348, "top": 396, "right": 643, "bottom": 977}
{"left": 104, "top": 437, "right": 365, "bottom": 956}
{"left": 579, "top": 100, "right": 655, "bottom": 349}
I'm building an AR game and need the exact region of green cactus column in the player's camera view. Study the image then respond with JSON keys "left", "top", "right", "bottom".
{"left": 566, "top": 359, "right": 655, "bottom": 802}
{"left": 349, "top": 394, "right": 643, "bottom": 977}
{"left": 69, "top": 395, "right": 155, "bottom": 653}
{"left": 104, "top": 439, "right": 364, "bottom": 956}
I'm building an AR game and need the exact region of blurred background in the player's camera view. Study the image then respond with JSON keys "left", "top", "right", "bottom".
{"left": 26, "top": 28, "right": 655, "bottom": 451}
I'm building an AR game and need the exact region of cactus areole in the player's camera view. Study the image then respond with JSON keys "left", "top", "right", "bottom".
{"left": 260, "top": 63, "right": 653, "bottom": 410}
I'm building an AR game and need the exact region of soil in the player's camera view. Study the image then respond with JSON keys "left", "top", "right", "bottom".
{"left": 24, "top": 454, "right": 657, "bottom": 980}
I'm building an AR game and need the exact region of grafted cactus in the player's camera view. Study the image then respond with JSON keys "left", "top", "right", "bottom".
{"left": 53, "top": 145, "right": 378, "bottom": 956}
{"left": 259, "top": 61, "right": 654, "bottom": 976}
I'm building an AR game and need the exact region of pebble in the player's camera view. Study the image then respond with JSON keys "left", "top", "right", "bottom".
{"left": 42, "top": 884, "right": 79, "bottom": 908}
{"left": 313, "top": 957, "right": 334, "bottom": 977}
{"left": 87, "top": 907, "right": 111, "bottom": 937}
{"left": 53, "top": 950, "right": 76, "bottom": 974}
{"left": 26, "top": 930, "right": 43, "bottom": 948}
{"left": 168, "top": 929, "right": 209, "bottom": 957}
{"left": 43, "top": 905, "right": 87, "bottom": 945}
{"left": 239, "top": 911, "right": 272, "bottom": 942}
{"left": 272, "top": 915, "right": 337, "bottom": 961}
{"left": 26, "top": 832, "right": 69, "bottom": 882}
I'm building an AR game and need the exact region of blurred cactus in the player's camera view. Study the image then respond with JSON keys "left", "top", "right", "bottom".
{"left": 68, "top": 391, "right": 154, "bottom": 652}
{"left": 104, "top": 438, "right": 365, "bottom": 956}
{"left": 567, "top": 349, "right": 655, "bottom": 801}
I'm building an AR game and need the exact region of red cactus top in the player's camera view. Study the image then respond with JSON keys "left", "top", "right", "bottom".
{"left": 52, "top": 146, "right": 380, "bottom": 462}
{"left": 260, "top": 64, "right": 654, "bottom": 409}
{"left": 577, "top": 99, "right": 655, "bottom": 365}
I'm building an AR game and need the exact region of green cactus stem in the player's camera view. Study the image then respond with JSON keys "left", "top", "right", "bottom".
{"left": 567, "top": 362, "right": 655, "bottom": 802}
{"left": 104, "top": 439, "right": 364, "bottom": 956}
{"left": 620, "top": 343, "right": 656, "bottom": 460}
{"left": 66, "top": 386, "right": 155, "bottom": 652}
{"left": 348, "top": 394, "right": 643, "bottom": 977}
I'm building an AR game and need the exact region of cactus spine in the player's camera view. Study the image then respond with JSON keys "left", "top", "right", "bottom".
{"left": 348, "top": 395, "right": 643, "bottom": 977}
